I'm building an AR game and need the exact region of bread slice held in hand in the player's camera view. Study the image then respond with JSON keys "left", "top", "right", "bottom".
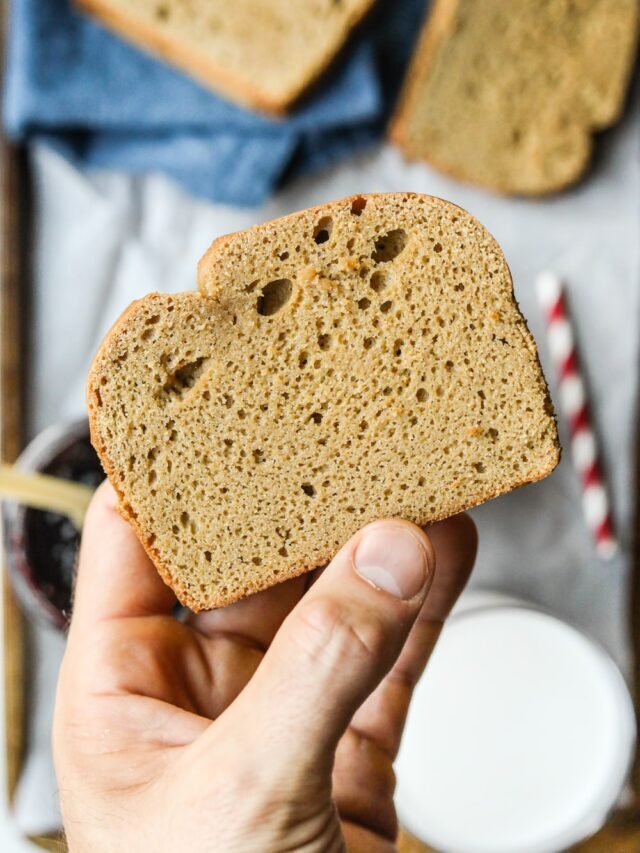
{"left": 391, "top": 0, "right": 639, "bottom": 194}
{"left": 75, "top": 0, "right": 374, "bottom": 113}
{"left": 88, "top": 193, "right": 559, "bottom": 610}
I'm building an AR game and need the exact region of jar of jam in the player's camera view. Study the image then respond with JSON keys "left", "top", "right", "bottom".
{"left": 3, "top": 419, "right": 104, "bottom": 629}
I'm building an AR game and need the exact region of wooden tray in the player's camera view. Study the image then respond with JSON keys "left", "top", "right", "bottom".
{"left": 1, "top": 140, "right": 62, "bottom": 853}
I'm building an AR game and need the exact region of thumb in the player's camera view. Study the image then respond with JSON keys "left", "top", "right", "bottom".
{"left": 233, "top": 519, "right": 434, "bottom": 779}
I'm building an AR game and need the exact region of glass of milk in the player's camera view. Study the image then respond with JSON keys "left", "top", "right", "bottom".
{"left": 395, "top": 590, "right": 636, "bottom": 853}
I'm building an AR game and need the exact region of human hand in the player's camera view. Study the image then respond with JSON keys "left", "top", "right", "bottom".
{"left": 54, "top": 481, "right": 476, "bottom": 852}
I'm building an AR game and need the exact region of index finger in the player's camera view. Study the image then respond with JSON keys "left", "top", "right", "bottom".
{"left": 69, "top": 480, "right": 176, "bottom": 639}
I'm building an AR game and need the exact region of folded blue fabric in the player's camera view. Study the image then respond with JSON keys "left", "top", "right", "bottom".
{"left": 4, "top": 0, "right": 427, "bottom": 206}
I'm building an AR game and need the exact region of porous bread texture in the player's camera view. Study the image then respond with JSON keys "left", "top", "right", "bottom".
{"left": 88, "top": 193, "right": 560, "bottom": 611}
{"left": 391, "top": 0, "right": 639, "bottom": 195}
{"left": 74, "top": 0, "right": 374, "bottom": 113}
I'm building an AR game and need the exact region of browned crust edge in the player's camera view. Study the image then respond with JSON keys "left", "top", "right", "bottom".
{"left": 74, "top": 0, "right": 375, "bottom": 115}
{"left": 89, "top": 193, "right": 561, "bottom": 612}
{"left": 388, "top": 0, "right": 640, "bottom": 196}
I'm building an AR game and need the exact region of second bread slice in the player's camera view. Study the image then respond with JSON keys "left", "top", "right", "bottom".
{"left": 391, "top": 0, "right": 639, "bottom": 194}
{"left": 89, "top": 194, "right": 559, "bottom": 610}
{"left": 75, "top": 0, "right": 374, "bottom": 113}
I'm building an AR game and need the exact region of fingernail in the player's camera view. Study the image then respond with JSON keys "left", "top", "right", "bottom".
{"left": 354, "top": 525, "right": 431, "bottom": 599}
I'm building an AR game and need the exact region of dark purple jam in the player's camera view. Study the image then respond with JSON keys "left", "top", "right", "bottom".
{"left": 23, "top": 437, "right": 103, "bottom": 624}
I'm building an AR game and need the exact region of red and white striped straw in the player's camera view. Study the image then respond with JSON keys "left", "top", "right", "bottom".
{"left": 536, "top": 271, "right": 617, "bottom": 560}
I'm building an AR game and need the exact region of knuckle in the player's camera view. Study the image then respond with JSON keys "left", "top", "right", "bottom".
{"left": 336, "top": 729, "right": 397, "bottom": 798}
{"left": 294, "top": 596, "right": 388, "bottom": 670}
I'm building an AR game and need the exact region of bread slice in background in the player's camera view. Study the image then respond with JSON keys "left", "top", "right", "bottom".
{"left": 75, "top": 0, "right": 374, "bottom": 114}
{"left": 390, "top": 0, "right": 639, "bottom": 195}
{"left": 88, "top": 193, "right": 559, "bottom": 611}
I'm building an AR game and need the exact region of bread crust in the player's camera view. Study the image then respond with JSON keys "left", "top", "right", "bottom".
{"left": 389, "top": 0, "right": 640, "bottom": 195}
{"left": 89, "top": 194, "right": 561, "bottom": 611}
{"left": 75, "top": 0, "right": 374, "bottom": 115}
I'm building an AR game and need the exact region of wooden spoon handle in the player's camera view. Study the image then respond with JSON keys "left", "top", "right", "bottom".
{"left": 0, "top": 463, "right": 94, "bottom": 528}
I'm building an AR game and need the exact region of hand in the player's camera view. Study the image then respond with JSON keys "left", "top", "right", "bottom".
{"left": 54, "top": 481, "right": 476, "bottom": 852}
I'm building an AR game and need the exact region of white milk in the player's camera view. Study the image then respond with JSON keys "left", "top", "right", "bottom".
{"left": 395, "top": 592, "right": 636, "bottom": 853}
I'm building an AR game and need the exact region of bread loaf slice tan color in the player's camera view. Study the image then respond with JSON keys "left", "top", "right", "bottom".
{"left": 88, "top": 193, "right": 559, "bottom": 611}
{"left": 75, "top": 0, "right": 374, "bottom": 113}
{"left": 391, "top": 0, "right": 639, "bottom": 195}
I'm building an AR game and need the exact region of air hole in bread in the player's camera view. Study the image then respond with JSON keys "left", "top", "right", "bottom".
{"left": 301, "top": 483, "right": 316, "bottom": 497}
{"left": 358, "top": 297, "right": 371, "bottom": 310}
{"left": 257, "top": 279, "right": 292, "bottom": 316}
{"left": 474, "top": 462, "right": 486, "bottom": 473}
{"left": 318, "top": 333, "right": 332, "bottom": 350}
{"left": 370, "top": 270, "right": 390, "bottom": 293}
{"left": 313, "top": 217, "right": 333, "bottom": 244}
{"left": 310, "top": 412, "right": 323, "bottom": 424}
{"left": 416, "top": 388, "right": 427, "bottom": 402}
{"left": 380, "top": 300, "right": 393, "bottom": 314}
{"left": 164, "top": 357, "right": 209, "bottom": 400}
{"left": 434, "top": 242, "right": 443, "bottom": 253}
{"left": 351, "top": 197, "right": 367, "bottom": 216}
{"left": 372, "top": 229, "right": 408, "bottom": 262}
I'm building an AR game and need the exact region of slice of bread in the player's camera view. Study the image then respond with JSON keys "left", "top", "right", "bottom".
{"left": 390, "top": 0, "right": 639, "bottom": 195}
{"left": 75, "top": 0, "right": 374, "bottom": 114}
{"left": 88, "top": 193, "right": 559, "bottom": 611}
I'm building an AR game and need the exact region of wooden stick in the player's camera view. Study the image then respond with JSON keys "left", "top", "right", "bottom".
{"left": 0, "top": 463, "right": 94, "bottom": 529}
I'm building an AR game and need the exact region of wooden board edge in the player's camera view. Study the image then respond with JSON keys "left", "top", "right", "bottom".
{"left": 0, "top": 140, "right": 27, "bottom": 812}
{"left": 1, "top": 0, "right": 31, "bottom": 829}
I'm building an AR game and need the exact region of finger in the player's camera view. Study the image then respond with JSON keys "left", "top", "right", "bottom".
{"left": 222, "top": 518, "right": 435, "bottom": 783}
{"left": 348, "top": 513, "right": 478, "bottom": 759}
{"left": 331, "top": 515, "right": 477, "bottom": 838}
{"left": 186, "top": 574, "right": 307, "bottom": 651}
{"left": 333, "top": 727, "right": 398, "bottom": 840}
{"left": 342, "top": 821, "right": 396, "bottom": 853}
{"left": 69, "top": 480, "right": 176, "bottom": 638}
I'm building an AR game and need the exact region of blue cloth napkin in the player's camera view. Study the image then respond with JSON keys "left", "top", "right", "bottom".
{"left": 4, "top": 0, "right": 427, "bottom": 206}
